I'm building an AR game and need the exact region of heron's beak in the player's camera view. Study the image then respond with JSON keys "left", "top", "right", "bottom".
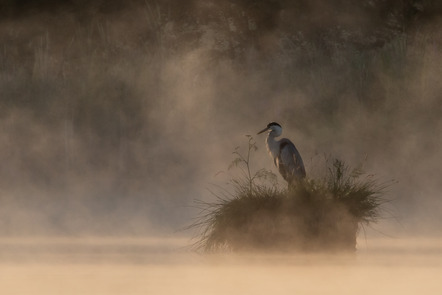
{"left": 257, "top": 127, "right": 269, "bottom": 135}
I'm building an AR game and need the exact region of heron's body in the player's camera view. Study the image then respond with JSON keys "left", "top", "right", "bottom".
{"left": 258, "top": 122, "right": 306, "bottom": 187}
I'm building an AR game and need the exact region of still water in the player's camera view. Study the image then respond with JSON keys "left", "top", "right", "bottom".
{"left": 0, "top": 236, "right": 441, "bottom": 294}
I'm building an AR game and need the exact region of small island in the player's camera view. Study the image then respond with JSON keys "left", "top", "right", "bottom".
{"left": 191, "top": 137, "right": 388, "bottom": 253}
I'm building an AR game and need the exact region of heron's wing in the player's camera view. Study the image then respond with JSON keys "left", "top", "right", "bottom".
{"left": 278, "top": 139, "right": 306, "bottom": 179}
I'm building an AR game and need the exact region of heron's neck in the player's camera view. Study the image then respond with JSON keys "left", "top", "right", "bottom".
{"left": 266, "top": 133, "right": 280, "bottom": 158}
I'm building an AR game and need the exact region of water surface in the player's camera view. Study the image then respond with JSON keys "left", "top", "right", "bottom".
{"left": 0, "top": 237, "right": 441, "bottom": 294}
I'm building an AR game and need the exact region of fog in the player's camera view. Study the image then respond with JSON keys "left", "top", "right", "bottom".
{"left": 1, "top": 236, "right": 442, "bottom": 294}
{"left": 1, "top": 2, "right": 442, "bottom": 293}
{"left": 0, "top": 0, "right": 441, "bottom": 241}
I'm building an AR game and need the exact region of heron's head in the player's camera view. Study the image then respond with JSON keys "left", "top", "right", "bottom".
{"left": 257, "top": 122, "right": 282, "bottom": 137}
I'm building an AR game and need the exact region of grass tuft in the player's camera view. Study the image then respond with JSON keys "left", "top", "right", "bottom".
{"left": 190, "top": 137, "right": 389, "bottom": 253}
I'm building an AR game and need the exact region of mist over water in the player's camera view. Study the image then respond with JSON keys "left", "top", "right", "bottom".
{"left": 0, "top": 2, "right": 442, "bottom": 293}
{"left": 1, "top": 236, "right": 442, "bottom": 294}
{"left": 0, "top": 0, "right": 441, "bottom": 237}
{"left": 0, "top": 3, "right": 442, "bottom": 292}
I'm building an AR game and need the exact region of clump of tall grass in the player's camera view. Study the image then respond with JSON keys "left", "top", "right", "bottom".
{"left": 191, "top": 136, "right": 389, "bottom": 253}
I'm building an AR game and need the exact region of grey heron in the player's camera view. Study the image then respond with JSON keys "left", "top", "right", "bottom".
{"left": 257, "top": 122, "right": 306, "bottom": 187}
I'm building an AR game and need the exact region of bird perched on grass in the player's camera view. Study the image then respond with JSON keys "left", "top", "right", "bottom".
{"left": 257, "top": 122, "right": 306, "bottom": 188}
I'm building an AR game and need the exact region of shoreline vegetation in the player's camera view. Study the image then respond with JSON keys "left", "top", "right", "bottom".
{"left": 0, "top": 1, "right": 438, "bottom": 235}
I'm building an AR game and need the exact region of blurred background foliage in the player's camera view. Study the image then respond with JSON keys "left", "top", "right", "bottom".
{"left": 0, "top": 0, "right": 440, "bottom": 235}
